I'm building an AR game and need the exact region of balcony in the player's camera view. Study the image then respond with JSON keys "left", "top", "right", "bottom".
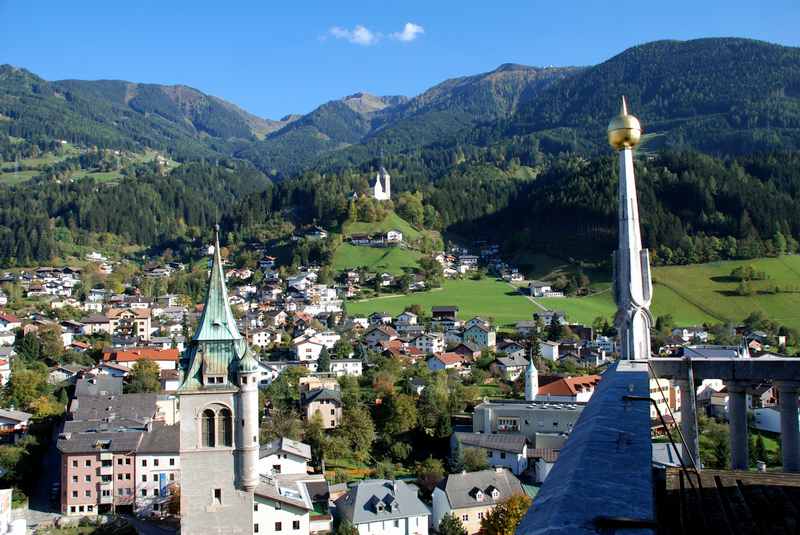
{"left": 515, "top": 356, "right": 800, "bottom": 534}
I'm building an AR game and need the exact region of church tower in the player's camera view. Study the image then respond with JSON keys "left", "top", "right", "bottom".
{"left": 178, "top": 226, "right": 260, "bottom": 534}
{"left": 609, "top": 97, "right": 653, "bottom": 360}
{"left": 372, "top": 166, "right": 391, "bottom": 201}
{"left": 524, "top": 356, "right": 538, "bottom": 401}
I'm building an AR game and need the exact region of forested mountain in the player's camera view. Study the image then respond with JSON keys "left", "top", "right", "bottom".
{"left": 507, "top": 38, "right": 800, "bottom": 154}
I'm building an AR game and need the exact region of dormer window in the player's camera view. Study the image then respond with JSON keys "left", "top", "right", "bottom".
{"left": 475, "top": 489, "right": 484, "bottom": 502}
{"left": 491, "top": 488, "right": 500, "bottom": 500}
{"left": 206, "top": 375, "right": 224, "bottom": 385}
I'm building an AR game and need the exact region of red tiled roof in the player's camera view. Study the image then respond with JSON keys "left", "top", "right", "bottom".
{"left": 537, "top": 375, "right": 602, "bottom": 396}
{"left": 433, "top": 352, "right": 466, "bottom": 365}
{"left": 0, "top": 311, "right": 19, "bottom": 323}
{"left": 102, "top": 347, "right": 179, "bottom": 363}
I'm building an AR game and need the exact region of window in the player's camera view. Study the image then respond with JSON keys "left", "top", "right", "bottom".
{"left": 142, "top": 459, "right": 148, "bottom": 467}
{"left": 87, "top": 505, "right": 93, "bottom": 512}
{"left": 153, "top": 475, "right": 158, "bottom": 482}
{"left": 85, "top": 460, "right": 91, "bottom": 467}
{"left": 275, "top": 522, "right": 282, "bottom": 532}
{"left": 72, "top": 491, "right": 78, "bottom": 498}
{"left": 141, "top": 490, "right": 147, "bottom": 497}
{"left": 462, "top": 514, "right": 469, "bottom": 521}
{"left": 293, "top": 521, "right": 300, "bottom": 530}
{"left": 500, "top": 452, "right": 507, "bottom": 459}
{"left": 70, "top": 506, "right": 76, "bottom": 513}
{"left": 153, "top": 489, "right": 158, "bottom": 496}
{"left": 254, "top": 524, "right": 259, "bottom": 533}
{"left": 478, "top": 512, "right": 484, "bottom": 520}
{"left": 142, "top": 475, "right": 146, "bottom": 482}
{"left": 72, "top": 476, "right": 78, "bottom": 483}
{"left": 85, "top": 490, "right": 91, "bottom": 497}
{"left": 154, "top": 459, "right": 159, "bottom": 467}
{"left": 126, "top": 474, "right": 131, "bottom": 480}
{"left": 118, "top": 489, "right": 123, "bottom": 496}
{"left": 170, "top": 474, "right": 175, "bottom": 481}
{"left": 487, "top": 451, "right": 493, "bottom": 458}
{"left": 254, "top": 504, "right": 258, "bottom": 512}
{"left": 213, "top": 488, "right": 222, "bottom": 505}
{"left": 393, "top": 520, "right": 399, "bottom": 528}
{"left": 117, "top": 458, "right": 122, "bottom": 465}
{"left": 72, "top": 460, "right": 78, "bottom": 468}
{"left": 169, "top": 458, "right": 175, "bottom": 466}
{"left": 79, "top": 506, "right": 84, "bottom": 513}
{"left": 219, "top": 408, "right": 233, "bottom": 447}
{"left": 85, "top": 475, "right": 91, "bottom": 482}
{"left": 125, "top": 458, "right": 131, "bottom": 465}
{"left": 202, "top": 409, "right": 216, "bottom": 447}
{"left": 117, "top": 474, "right": 122, "bottom": 480}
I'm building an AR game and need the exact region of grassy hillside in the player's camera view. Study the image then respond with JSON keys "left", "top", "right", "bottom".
{"left": 348, "top": 255, "right": 800, "bottom": 332}
{"left": 347, "top": 278, "right": 540, "bottom": 327}
{"left": 333, "top": 244, "right": 422, "bottom": 275}
{"left": 341, "top": 211, "right": 422, "bottom": 240}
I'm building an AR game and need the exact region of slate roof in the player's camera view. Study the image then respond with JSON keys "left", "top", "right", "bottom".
{"left": 302, "top": 388, "right": 341, "bottom": 405}
{"left": 495, "top": 354, "right": 529, "bottom": 368}
{"left": 57, "top": 430, "right": 144, "bottom": 454}
{"left": 137, "top": 423, "right": 180, "bottom": 454}
{"left": 260, "top": 437, "right": 312, "bottom": 461}
{"left": 255, "top": 474, "right": 313, "bottom": 510}
{"left": 75, "top": 375, "right": 123, "bottom": 397}
{"left": 334, "top": 479, "right": 430, "bottom": 525}
{"left": 0, "top": 409, "right": 32, "bottom": 423}
{"left": 71, "top": 392, "right": 158, "bottom": 422}
{"left": 454, "top": 432, "right": 527, "bottom": 454}
{"left": 437, "top": 469, "right": 524, "bottom": 510}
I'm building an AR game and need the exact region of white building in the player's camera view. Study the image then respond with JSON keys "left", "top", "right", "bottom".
{"left": 258, "top": 437, "right": 311, "bottom": 476}
{"left": 329, "top": 359, "right": 363, "bottom": 377}
{"left": 540, "top": 341, "right": 559, "bottom": 361}
{"left": 412, "top": 333, "right": 445, "bottom": 355}
{"left": 372, "top": 167, "right": 391, "bottom": 201}
{"left": 134, "top": 423, "right": 180, "bottom": 516}
{"left": 334, "top": 479, "right": 429, "bottom": 535}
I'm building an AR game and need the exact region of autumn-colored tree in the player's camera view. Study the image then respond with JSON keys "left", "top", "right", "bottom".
{"left": 126, "top": 359, "right": 161, "bottom": 393}
{"left": 480, "top": 494, "right": 533, "bottom": 535}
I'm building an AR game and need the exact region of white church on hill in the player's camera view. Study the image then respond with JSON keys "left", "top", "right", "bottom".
{"left": 372, "top": 166, "right": 391, "bottom": 201}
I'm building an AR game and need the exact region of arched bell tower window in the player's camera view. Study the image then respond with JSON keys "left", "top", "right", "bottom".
{"left": 218, "top": 408, "right": 233, "bottom": 447}
{"left": 202, "top": 409, "right": 216, "bottom": 447}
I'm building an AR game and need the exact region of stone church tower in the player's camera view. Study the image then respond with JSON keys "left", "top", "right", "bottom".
{"left": 525, "top": 355, "right": 538, "bottom": 402}
{"left": 178, "top": 226, "right": 260, "bottom": 534}
{"left": 372, "top": 166, "right": 391, "bottom": 201}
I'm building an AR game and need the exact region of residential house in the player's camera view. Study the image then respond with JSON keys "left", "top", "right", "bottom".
{"left": 107, "top": 308, "right": 152, "bottom": 341}
{"left": 452, "top": 342, "right": 482, "bottom": 360}
{"left": 412, "top": 332, "right": 445, "bottom": 355}
{"left": 491, "top": 354, "right": 529, "bottom": 381}
{"left": 432, "top": 468, "right": 525, "bottom": 535}
{"left": 135, "top": 423, "right": 180, "bottom": 516}
{"left": 451, "top": 433, "right": 528, "bottom": 476}
{"left": 395, "top": 311, "right": 418, "bottom": 326}
{"left": 431, "top": 306, "right": 459, "bottom": 330}
{"left": 0, "top": 409, "right": 32, "bottom": 444}
{"left": 671, "top": 327, "right": 709, "bottom": 343}
{"left": 0, "top": 312, "right": 20, "bottom": 333}
{"left": 427, "top": 352, "right": 469, "bottom": 373}
{"left": 293, "top": 337, "right": 324, "bottom": 363}
{"left": 334, "top": 479, "right": 430, "bottom": 535}
{"left": 536, "top": 375, "right": 602, "bottom": 403}
{"left": 102, "top": 347, "right": 179, "bottom": 371}
{"left": 497, "top": 341, "right": 526, "bottom": 361}
{"left": 301, "top": 388, "right": 342, "bottom": 429}
{"left": 329, "top": 359, "right": 363, "bottom": 377}
{"left": 258, "top": 438, "right": 311, "bottom": 476}
{"left": 529, "top": 281, "right": 564, "bottom": 298}
{"left": 364, "top": 325, "right": 398, "bottom": 347}
{"left": 463, "top": 324, "right": 496, "bottom": 349}
{"left": 464, "top": 317, "right": 490, "bottom": 330}
{"left": 254, "top": 473, "right": 328, "bottom": 535}
{"left": 539, "top": 341, "right": 560, "bottom": 361}
{"left": 368, "top": 312, "right": 393, "bottom": 326}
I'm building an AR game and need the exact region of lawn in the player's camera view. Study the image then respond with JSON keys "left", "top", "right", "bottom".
{"left": 341, "top": 211, "right": 423, "bottom": 240}
{"left": 347, "top": 278, "right": 541, "bottom": 327}
{"left": 333, "top": 244, "right": 422, "bottom": 275}
{"left": 652, "top": 255, "right": 800, "bottom": 331}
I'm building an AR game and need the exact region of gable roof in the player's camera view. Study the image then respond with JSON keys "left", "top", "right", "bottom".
{"left": 137, "top": 423, "right": 179, "bottom": 454}
{"left": 437, "top": 469, "right": 524, "bottom": 510}
{"left": 260, "top": 437, "right": 312, "bottom": 461}
{"left": 537, "top": 375, "right": 602, "bottom": 397}
{"left": 103, "top": 347, "right": 180, "bottom": 363}
{"left": 430, "top": 352, "right": 467, "bottom": 366}
{"left": 454, "top": 432, "right": 527, "bottom": 454}
{"left": 334, "top": 479, "right": 430, "bottom": 524}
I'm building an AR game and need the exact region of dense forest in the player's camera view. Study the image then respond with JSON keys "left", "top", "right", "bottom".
{"left": 4, "top": 37, "right": 800, "bottom": 267}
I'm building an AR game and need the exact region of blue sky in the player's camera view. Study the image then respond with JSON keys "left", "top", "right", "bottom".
{"left": 2, "top": 0, "right": 799, "bottom": 119}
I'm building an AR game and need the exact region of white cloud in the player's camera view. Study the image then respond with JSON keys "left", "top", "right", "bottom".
{"left": 391, "top": 22, "right": 424, "bottom": 42}
{"left": 329, "top": 25, "right": 379, "bottom": 46}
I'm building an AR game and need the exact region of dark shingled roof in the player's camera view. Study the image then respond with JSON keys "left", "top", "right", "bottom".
{"left": 454, "top": 432, "right": 527, "bottom": 454}
{"left": 137, "top": 423, "right": 180, "bottom": 454}
{"left": 436, "top": 469, "right": 524, "bottom": 510}
{"left": 302, "top": 388, "right": 341, "bottom": 405}
{"left": 75, "top": 375, "right": 123, "bottom": 398}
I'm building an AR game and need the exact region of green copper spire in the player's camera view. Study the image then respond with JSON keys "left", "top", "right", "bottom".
{"left": 193, "top": 225, "right": 242, "bottom": 342}
{"left": 178, "top": 225, "right": 250, "bottom": 391}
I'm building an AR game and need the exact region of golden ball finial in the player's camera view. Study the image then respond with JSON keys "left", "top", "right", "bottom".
{"left": 608, "top": 96, "right": 642, "bottom": 150}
